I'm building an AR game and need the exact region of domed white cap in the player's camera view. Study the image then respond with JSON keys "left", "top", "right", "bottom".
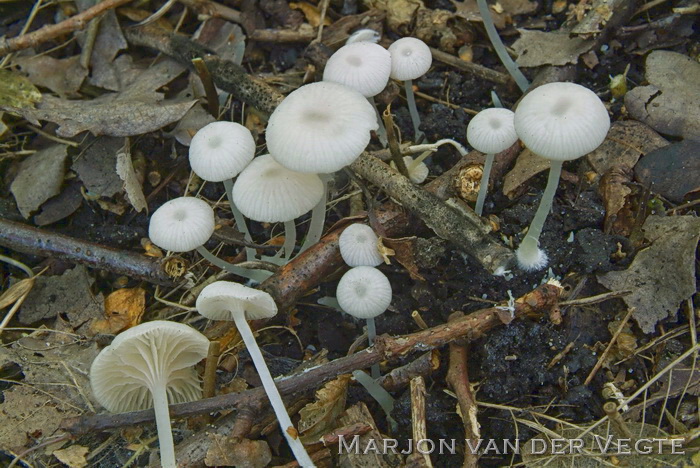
{"left": 388, "top": 37, "right": 432, "bottom": 81}
{"left": 90, "top": 321, "right": 209, "bottom": 413}
{"left": 514, "top": 82, "right": 610, "bottom": 161}
{"left": 149, "top": 197, "right": 215, "bottom": 252}
{"left": 467, "top": 108, "right": 518, "bottom": 154}
{"left": 401, "top": 156, "right": 429, "bottom": 184}
{"left": 323, "top": 42, "right": 391, "bottom": 97}
{"left": 232, "top": 154, "right": 324, "bottom": 223}
{"left": 196, "top": 281, "right": 277, "bottom": 321}
{"left": 189, "top": 121, "right": 255, "bottom": 182}
{"left": 339, "top": 224, "right": 384, "bottom": 267}
{"left": 337, "top": 266, "right": 392, "bottom": 319}
{"left": 266, "top": 82, "right": 378, "bottom": 173}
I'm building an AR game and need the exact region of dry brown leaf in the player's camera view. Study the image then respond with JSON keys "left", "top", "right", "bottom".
{"left": 72, "top": 136, "right": 125, "bottom": 198}
{"left": 634, "top": 140, "right": 700, "bottom": 203}
{"left": 10, "top": 145, "right": 69, "bottom": 218}
{"left": 14, "top": 55, "right": 87, "bottom": 98}
{"left": 116, "top": 147, "right": 148, "bottom": 213}
{"left": 289, "top": 2, "right": 332, "bottom": 27}
{"left": 382, "top": 236, "right": 425, "bottom": 281}
{"left": 0, "top": 277, "right": 35, "bottom": 310}
{"left": 513, "top": 29, "right": 594, "bottom": 67}
{"left": 204, "top": 435, "right": 271, "bottom": 467}
{"left": 598, "top": 167, "right": 634, "bottom": 235}
{"left": 502, "top": 149, "right": 550, "bottom": 198}
{"left": 365, "top": 0, "right": 424, "bottom": 35}
{"left": 53, "top": 444, "right": 89, "bottom": 468}
{"left": 298, "top": 374, "right": 352, "bottom": 444}
{"left": 90, "top": 287, "right": 146, "bottom": 335}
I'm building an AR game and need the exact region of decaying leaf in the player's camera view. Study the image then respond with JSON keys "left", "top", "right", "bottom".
{"left": 337, "top": 402, "right": 402, "bottom": 467}
{"left": 382, "top": 236, "right": 425, "bottom": 281}
{"left": 34, "top": 180, "right": 84, "bottom": 226}
{"left": 634, "top": 140, "right": 700, "bottom": 203}
{"left": 10, "top": 145, "right": 69, "bottom": 218}
{"left": 14, "top": 55, "right": 88, "bottom": 98}
{"left": 624, "top": 50, "right": 700, "bottom": 139}
{"left": 72, "top": 136, "right": 125, "bottom": 198}
{"left": 502, "top": 149, "right": 550, "bottom": 198}
{"left": 598, "top": 167, "right": 634, "bottom": 235}
{"left": 19, "top": 265, "right": 103, "bottom": 329}
{"left": 204, "top": 435, "right": 271, "bottom": 468}
{"left": 0, "top": 277, "right": 35, "bottom": 310}
{"left": 414, "top": 8, "right": 473, "bottom": 53}
{"left": 116, "top": 147, "right": 148, "bottom": 212}
{"left": 364, "top": 0, "right": 424, "bottom": 35}
{"left": 586, "top": 120, "right": 668, "bottom": 175}
{"left": 298, "top": 374, "right": 352, "bottom": 444}
{"left": 513, "top": 29, "right": 594, "bottom": 67}
{"left": 53, "top": 444, "right": 89, "bottom": 468}
{"left": 0, "top": 68, "right": 41, "bottom": 109}
{"left": 597, "top": 215, "right": 700, "bottom": 334}
{"left": 289, "top": 2, "right": 332, "bottom": 27}
{"left": 90, "top": 287, "right": 146, "bottom": 335}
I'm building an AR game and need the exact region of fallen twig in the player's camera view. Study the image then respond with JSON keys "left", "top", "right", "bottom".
{"left": 0, "top": 217, "right": 176, "bottom": 286}
{"left": 61, "top": 283, "right": 561, "bottom": 439}
{"left": 430, "top": 47, "right": 512, "bottom": 87}
{"left": 0, "top": 0, "right": 134, "bottom": 56}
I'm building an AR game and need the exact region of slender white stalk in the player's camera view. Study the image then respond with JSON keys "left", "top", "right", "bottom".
{"left": 404, "top": 79, "right": 424, "bottom": 141}
{"left": 369, "top": 96, "right": 388, "bottom": 147}
{"left": 283, "top": 220, "right": 297, "bottom": 260}
{"left": 516, "top": 160, "right": 562, "bottom": 269}
{"left": 474, "top": 153, "right": 495, "bottom": 216}
{"left": 298, "top": 174, "right": 330, "bottom": 255}
{"left": 232, "top": 312, "right": 316, "bottom": 467}
{"left": 152, "top": 384, "right": 176, "bottom": 468}
{"left": 406, "top": 138, "right": 468, "bottom": 157}
{"left": 223, "top": 179, "right": 256, "bottom": 262}
{"left": 476, "top": 0, "right": 530, "bottom": 93}
{"left": 196, "top": 246, "right": 271, "bottom": 283}
{"left": 366, "top": 317, "right": 380, "bottom": 379}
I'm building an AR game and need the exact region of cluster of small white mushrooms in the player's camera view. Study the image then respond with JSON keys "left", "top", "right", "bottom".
{"left": 466, "top": 82, "right": 610, "bottom": 272}
{"left": 195, "top": 281, "right": 315, "bottom": 467}
{"left": 90, "top": 321, "right": 209, "bottom": 468}
{"left": 337, "top": 224, "right": 392, "bottom": 378}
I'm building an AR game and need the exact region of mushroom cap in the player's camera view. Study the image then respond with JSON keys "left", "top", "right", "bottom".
{"left": 388, "top": 37, "right": 432, "bottom": 81}
{"left": 323, "top": 42, "right": 391, "bottom": 97}
{"left": 149, "top": 197, "right": 215, "bottom": 252}
{"left": 398, "top": 156, "right": 430, "bottom": 184}
{"left": 339, "top": 224, "right": 384, "bottom": 267}
{"left": 90, "top": 321, "right": 209, "bottom": 413}
{"left": 265, "top": 82, "right": 378, "bottom": 173}
{"left": 514, "top": 82, "right": 610, "bottom": 161}
{"left": 196, "top": 281, "right": 278, "bottom": 321}
{"left": 189, "top": 121, "right": 255, "bottom": 182}
{"left": 336, "top": 266, "right": 392, "bottom": 319}
{"left": 232, "top": 154, "right": 324, "bottom": 222}
{"left": 345, "top": 29, "right": 381, "bottom": 45}
{"left": 466, "top": 108, "right": 518, "bottom": 154}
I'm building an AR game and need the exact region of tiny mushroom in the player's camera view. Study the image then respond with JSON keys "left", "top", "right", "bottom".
{"left": 149, "top": 197, "right": 266, "bottom": 281}
{"left": 388, "top": 37, "right": 432, "bottom": 140}
{"left": 196, "top": 281, "right": 315, "bottom": 467}
{"left": 189, "top": 121, "right": 257, "bottom": 261}
{"left": 232, "top": 154, "right": 324, "bottom": 261}
{"left": 337, "top": 266, "right": 392, "bottom": 377}
{"left": 391, "top": 155, "right": 430, "bottom": 184}
{"left": 513, "top": 82, "right": 610, "bottom": 271}
{"left": 339, "top": 223, "right": 384, "bottom": 267}
{"left": 466, "top": 108, "right": 518, "bottom": 216}
{"left": 265, "top": 81, "right": 377, "bottom": 252}
{"left": 90, "top": 321, "right": 209, "bottom": 468}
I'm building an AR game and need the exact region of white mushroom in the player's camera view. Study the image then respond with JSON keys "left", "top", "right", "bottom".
{"left": 339, "top": 224, "right": 384, "bottom": 267}
{"left": 90, "top": 321, "right": 209, "bottom": 468}
{"left": 466, "top": 108, "right": 518, "bottom": 216}
{"left": 513, "top": 82, "right": 610, "bottom": 271}
{"left": 196, "top": 281, "right": 315, "bottom": 467}
{"left": 323, "top": 42, "right": 391, "bottom": 98}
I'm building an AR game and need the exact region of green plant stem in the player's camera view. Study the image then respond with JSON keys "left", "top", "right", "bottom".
{"left": 223, "top": 179, "right": 256, "bottom": 262}
{"left": 518, "top": 160, "right": 562, "bottom": 257}
{"left": 474, "top": 153, "right": 495, "bottom": 216}
{"left": 476, "top": 0, "right": 530, "bottom": 93}
{"left": 404, "top": 79, "right": 424, "bottom": 141}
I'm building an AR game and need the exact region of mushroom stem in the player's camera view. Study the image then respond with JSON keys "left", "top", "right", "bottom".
{"left": 404, "top": 79, "right": 424, "bottom": 142}
{"left": 406, "top": 138, "right": 468, "bottom": 158}
{"left": 474, "top": 153, "right": 495, "bottom": 216}
{"left": 283, "top": 220, "right": 296, "bottom": 260}
{"left": 152, "top": 383, "right": 177, "bottom": 468}
{"left": 298, "top": 174, "right": 330, "bottom": 255}
{"left": 195, "top": 246, "right": 271, "bottom": 283}
{"left": 516, "top": 160, "right": 563, "bottom": 263}
{"left": 476, "top": 0, "right": 530, "bottom": 93}
{"left": 232, "top": 311, "right": 315, "bottom": 467}
{"left": 223, "top": 179, "right": 256, "bottom": 262}
{"left": 366, "top": 317, "right": 380, "bottom": 379}
{"left": 369, "top": 97, "right": 388, "bottom": 147}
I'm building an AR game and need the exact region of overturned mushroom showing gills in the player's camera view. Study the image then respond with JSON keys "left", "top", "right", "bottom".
{"left": 466, "top": 108, "right": 518, "bottom": 216}
{"left": 196, "top": 281, "right": 316, "bottom": 467}
{"left": 513, "top": 82, "right": 610, "bottom": 271}
{"left": 90, "top": 321, "right": 209, "bottom": 468}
